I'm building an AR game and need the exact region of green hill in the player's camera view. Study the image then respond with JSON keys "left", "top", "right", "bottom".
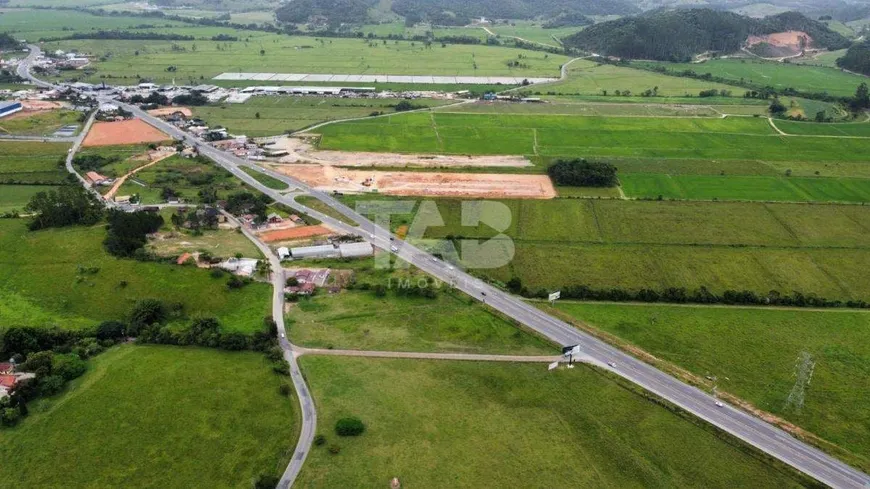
{"left": 837, "top": 39, "right": 870, "bottom": 76}
{"left": 562, "top": 9, "right": 851, "bottom": 61}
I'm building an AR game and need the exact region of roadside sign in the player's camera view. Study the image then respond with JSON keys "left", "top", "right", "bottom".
{"left": 548, "top": 291, "right": 561, "bottom": 302}
{"left": 562, "top": 345, "right": 578, "bottom": 355}
{"left": 548, "top": 361, "right": 559, "bottom": 371}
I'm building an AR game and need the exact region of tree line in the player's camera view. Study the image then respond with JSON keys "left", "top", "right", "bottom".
{"left": 547, "top": 159, "right": 618, "bottom": 187}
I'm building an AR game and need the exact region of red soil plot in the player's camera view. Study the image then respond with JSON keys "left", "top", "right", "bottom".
{"left": 83, "top": 119, "right": 171, "bottom": 147}
{"left": 258, "top": 225, "right": 333, "bottom": 243}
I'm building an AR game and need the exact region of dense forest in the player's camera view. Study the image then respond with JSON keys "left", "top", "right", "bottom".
{"left": 0, "top": 32, "right": 22, "bottom": 50}
{"left": 275, "top": 0, "right": 637, "bottom": 27}
{"left": 275, "top": 0, "right": 378, "bottom": 27}
{"left": 562, "top": 9, "right": 850, "bottom": 61}
{"left": 543, "top": 12, "right": 593, "bottom": 28}
{"left": 837, "top": 40, "right": 870, "bottom": 76}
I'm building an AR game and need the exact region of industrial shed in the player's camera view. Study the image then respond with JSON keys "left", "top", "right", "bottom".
{"left": 0, "top": 101, "right": 23, "bottom": 119}
{"left": 290, "top": 244, "right": 340, "bottom": 260}
{"left": 339, "top": 242, "right": 374, "bottom": 258}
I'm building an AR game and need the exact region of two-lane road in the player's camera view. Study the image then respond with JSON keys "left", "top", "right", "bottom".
{"left": 18, "top": 45, "right": 870, "bottom": 488}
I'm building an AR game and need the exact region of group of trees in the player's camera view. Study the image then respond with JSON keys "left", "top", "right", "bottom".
{"left": 40, "top": 30, "right": 195, "bottom": 42}
{"left": 172, "top": 92, "right": 208, "bottom": 106}
{"left": 837, "top": 41, "right": 870, "bottom": 77}
{"left": 563, "top": 9, "right": 849, "bottom": 61}
{"left": 547, "top": 159, "right": 618, "bottom": 187}
{"left": 0, "top": 326, "right": 119, "bottom": 427}
{"left": 103, "top": 209, "right": 164, "bottom": 258}
{"left": 25, "top": 185, "right": 104, "bottom": 231}
{"left": 0, "top": 32, "right": 22, "bottom": 50}
{"left": 225, "top": 191, "right": 270, "bottom": 221}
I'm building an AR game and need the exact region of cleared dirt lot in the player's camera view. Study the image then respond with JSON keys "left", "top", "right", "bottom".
{"left": 148, "top": 107, "right": 193, "bottom": 117}
{"left": 258, "top": 225, "right": 333, "bottom": 243}
{"left": 269, "top": 163, "right": 556, "bottom": 199}
{"left": 270, "top": 136, "right": 532, "bottom": 168}
{"left": 83, "top": 119, "right": 171, "bottom": 147}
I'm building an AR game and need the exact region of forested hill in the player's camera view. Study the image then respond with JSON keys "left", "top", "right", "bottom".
{"left": 392, "top": 0, "right": 639, "bottom": 26}
{"left": 277, "top": 0, "right": 639, "bottom": 27}
{"left": 837, "top": 40, "right": 870, "bottom": 76}
{"left": 562, "top": 9, "right": 851, "bottom": 61}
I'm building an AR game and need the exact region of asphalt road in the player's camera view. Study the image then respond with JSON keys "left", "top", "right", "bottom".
{"left": 19, "top": 45, "right": 870, "bottom": 488}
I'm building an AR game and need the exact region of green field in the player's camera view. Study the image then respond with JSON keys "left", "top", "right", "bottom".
{"left": 635, "top": 58, "right": 867, "bottom": 97}
{"left": 534, "top": 59, "right": 743, "bottom": 97}
{"left": 0, "top": 141, "right": 69, "bottom": 184}
{"left": 0, "top": 8, "right": 191, "bottom": 40}
{"left": 486, "top": 21, "right": 583, "bottom": 47}
{"left": 341, "top": 196, "right": 870, "bottom": 301}
{"left": 288, "top": 259, "right": 556, "bottom": 355}
{"left": 112, "top": 154, "right": 248, "bottom": 204}
{"left": 41, "top": 34, "right": 569, "bottom": 85}
{"left": 0, "top": 184, "right": 57, "bottom": 213}
{"left": 317, "top": 111, "right": 870, "bottom": 164}
{"left": 0, "top": 109, "right": 81, "bottom": 136}
{"left": 776, "top": 119, "right": 870, "bottom": 137}
{"left": 297, "top": 356, "right": 809, "bottom": 487}
{"left": 0, "top": 345, "right": 297, "bottom": 487}
{"left": 0, "top": 219, "right": 269, "bottom": 332}
{"left": 194, "top": 96, "right": 454, "bottom": 137}
{"left": 549, "top": 302, "right": 870, "bottom": 469}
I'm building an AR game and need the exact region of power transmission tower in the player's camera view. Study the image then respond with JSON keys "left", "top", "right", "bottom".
{"left": 784, "top": 351, "right": 815, "bottom": 414}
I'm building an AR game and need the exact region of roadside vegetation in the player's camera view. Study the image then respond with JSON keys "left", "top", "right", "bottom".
{"left": 548, "top": 301, "right": 870, "bottom": 470}
{"left": 297, "top": 356, "right": 812, "bottom": 487}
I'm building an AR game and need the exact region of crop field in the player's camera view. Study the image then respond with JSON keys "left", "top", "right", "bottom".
{"left": 0, "top": 141, "right": 68, "bottom": 184}
{"left": 0, "top": 184, "right": 56, "bottom": 213}
{"left": 318, "top": 112, "right": 870, "bottom": 166}
{"left": 287, "top": 259, "right": 555, "bottom": 355}
{"left": 537, "top": 59, "right": 742, "bottom": 97}
{"left": 0, "top": 8, "right": 191, "bottom": 40}
{"left": 0, "top": 219, "right": 269, "bottom": 332}
{"left": 297, "top": 356, "right": 808, "bottom": 487}
{"left": 776, "top": 120, "right": 870, "bottom": 137}
{"left": 635, "top": 59, "right": 867, "bottom": 97}
{"left": 194, "top": 96, "right": 453, "bottom": 137}
{"left": 550, "top": 302, "right": 870, "bottom": 468}
{"left": 486, "top": 21, "right": 583, "bottom": 47}
{"left": 341, "top": 196, "right": 870, "bottom": 301}
{"left": 41, "top": 34, "right": 569, "bottom": 85}
{"left": 802, "top": 49, "right": 849, "bottom": 68}
{"left": 0, "top": 109, "right": 81, "bottom": 136}
{"left": 0, "top": 345, "right": 296, "bottom": 488}
{"left": 442, "top": 100, "right": 730, "bottom": 117}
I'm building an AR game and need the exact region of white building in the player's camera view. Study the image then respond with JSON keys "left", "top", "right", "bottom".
{"left": 339, "top": 242, "right": 374, "bottom": 258}
{"left": 277, "top": 247, "right": 291, "bottom": 260}
{"left": 290, "top": 245, "right": 340, "bottom": 260}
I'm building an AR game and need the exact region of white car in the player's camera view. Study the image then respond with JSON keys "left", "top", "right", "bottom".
{"left": 369, "top": 234, "right": 375, "bottom": 240}
{"left": 280, "top": 333, "right": 285, "bottom": 339}
{"left": 607, "top": 362, "right": 616, "bottom": 368}
{"left": 390, "top": 246, "right": 399, "bottom": 252}
{"left": 715, "top": 401, "right": 724, "bottom": 408}
{"left": 448, "top": 265, "right": 454, "bottom": 270}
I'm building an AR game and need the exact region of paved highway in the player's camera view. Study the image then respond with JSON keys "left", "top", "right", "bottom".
{"left": 19, "top": 45, "right": 870, "bottom": 488}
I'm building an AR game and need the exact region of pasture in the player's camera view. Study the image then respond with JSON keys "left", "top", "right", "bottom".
{"left": 538, "top": 59, "right": 742, "bottom": 96}
{"left": 0, "top": 141, "right": 69, "bottom": 184}
{"left": 287, "top": 259, "right": 555, "bottom": 355}
{"left": 297, "top": 356, "right": 808, "bottom": 487}
{"left": 194, "top": 96, "right": 453, "bottom": 137}
{"left": 0, "top": 184, "right": 56, "bottom": 214}
{"left": 112, "top": 154, "right": 248, "bottom": 204}
{"left": 635, "top": 58, "right": 867, "bottom": 97}
{"left": 0, "top": 109, "right": 80, "bottom": 136}
{"left": 486, "top": 21, "right": 583, "bottom": 47}
{"left": 0, "top": 345, "right": 297, "bottom": 488}
{"left": 0, "top": 8, "right": 191, "bottom": 40}
{"left": 550, "top": 302, "right": 870, "bottom": 468}
{"left": 0, "top": 219, "right": 269, "bottom": 332}
{"left": 41, "top": 34, "right": 569, "bottom": 85}
{"left": 341, "top": 196, "right": 870, "bottom": 301}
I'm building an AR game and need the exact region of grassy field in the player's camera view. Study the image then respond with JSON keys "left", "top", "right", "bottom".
{"left": 776, "top": 119, "right": 870, "bottom": 137}
{"left": 317, "top": 111, "right": 870, "bottom": 164}
{"left": 0, "top": 345, "right": 297, "bottom": 487}
{"left": 42, "top": 34, "right": 569, "bottom": 85}
{"left": 0, "top": 109, "right": 81, "bottom": 136}
{"left": 340, "top": 196, "right": 870, "bottom": 301}
{"left": 534, "top": 59, "right": 743, "bottom": 97}
{"left": 549, "top": 302, "right": 870, "bottom": 468}
{"left": 635, "top": 58, "right": 867, "bottom": 97}
{"left": 0, "top": 184, "right": 57, "bottom": 213}
{"left": 287, "top": 258, "right": 556, "bottom": 355}
{"left": 0, "top": 141, "right": 69, "bottom": 184}
{"left": 194, "top": 96, "right": 454, "bottom": 137}
{"left": 0, "top": 8, "right": 191, "bottom": 40}
{"left": 0, "top": 218, "right": 269, "bottom": 332}
{"left": 112, "top": 154, "right": 248, "bottom": 204}
{"left": 486, "top": 21, "right": 583, "bottom": 47}
{"left": 146, "top": 223, "right": 262, "bottom": 259}
{"left": 297, "top": 356, "right": 809, "bottom": 488}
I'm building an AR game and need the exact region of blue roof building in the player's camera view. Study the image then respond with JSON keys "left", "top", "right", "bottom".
{"left": 0, "top": 101, "right": 23, "bottom": 119}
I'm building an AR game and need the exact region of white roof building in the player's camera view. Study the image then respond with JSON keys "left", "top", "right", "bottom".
{"left": 290, "top": 245, "right": 340, "bottom": 260}
{"left": 339, "top": 242, "right": 374, "bottom": 258}
{"left": 277, "top": 247, "right": 290, "bottom": 260}
{"left": 219, "top": 257, "right": 259, "bottom": 276}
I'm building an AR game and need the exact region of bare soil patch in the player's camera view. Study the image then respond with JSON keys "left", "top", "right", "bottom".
{"left": 148, "top": 107, "right": 193, "bottom": 117}
{"left": 259, "top": 225, "right": 333, "bottom": 243}
{"left": 746, "top": 31, "right": 812, "bottom": 57}
{"left": 269, "top": 163, "right": 555, "bottom": 199}
{"left": 83, "top": 119, "right": 171, "bottom": 147}
{"left": 270, "top": 136, "right": 532, "bottom": 168}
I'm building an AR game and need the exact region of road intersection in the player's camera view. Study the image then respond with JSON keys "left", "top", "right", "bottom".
{"left": 17, "top": 45, "right": 870, "bottom": 489}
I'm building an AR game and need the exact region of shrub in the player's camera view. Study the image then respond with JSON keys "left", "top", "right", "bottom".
{"left": 38, "top": 375, "right": 66, "bottom": 396}
{"left": 328, "top": 444, "right": 341, "bottom": 455}
{"left": 335, "top": 417, "right": 366, "bottom": 437}
{"left": 314, "top": 434, "right": 327, "bottom": 446}
{"left": 129, "top": 299, "right": 168, "bottom": 334}
{"left": 278, "top": 384, "right": 291, "bottom": 396}
{"left": 253, "top": 474, "right": 279, "bottom": 489}
{"left": 547, "top": 159, "right": 618, "bottom": 187}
